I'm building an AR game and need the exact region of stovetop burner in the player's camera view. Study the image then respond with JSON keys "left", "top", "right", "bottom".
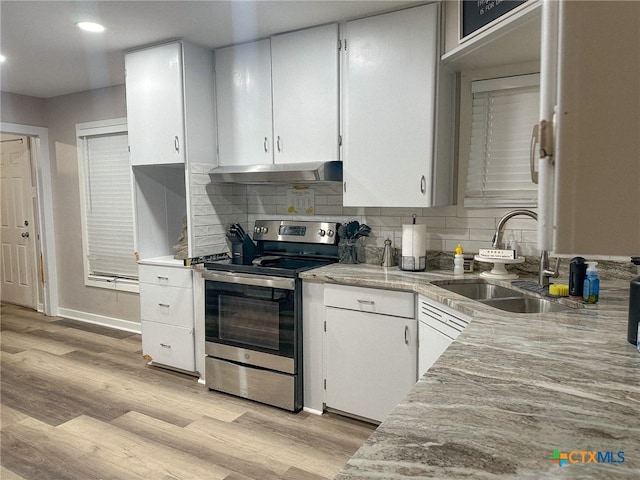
{"left": 204, "top": 256, "right": 335, "bottom": 277}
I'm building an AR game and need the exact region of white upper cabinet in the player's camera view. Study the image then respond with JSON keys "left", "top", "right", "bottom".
{"left": 125, "top": 41, "right": 216, "bottom": 166}
{"left": 271, "top": 23, "right": 339, "bottom": 164}
{"left": 342, "top": 3, "right": 452, "bottom": 207}
{"left": 215, "top": 24, "right": 340, "bottom": 167}
{"left": 538, "top": 0, "right": 640, "bottom": 256}
{"left": 215, "top": 39, "right": 273, "bottom": 166}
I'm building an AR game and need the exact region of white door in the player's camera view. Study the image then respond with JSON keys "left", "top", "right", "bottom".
{"left": 538, "top": 0, "right": 640, "bottom": 255}
{"left": 125, "top": 42, "right": 186, "bottom": 166}
{"left": 271, "top": 23, "right": 340, "bottom": 164}
{"left": 215, "top": 39, "right": 273, "bottom": 166}
{"left": 342, "top": 4, "right": 438, "bottom": 207}
{"left": 1, "top": 135, "right": 38, "bottom": 309}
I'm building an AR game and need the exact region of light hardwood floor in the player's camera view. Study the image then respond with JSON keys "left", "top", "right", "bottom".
{"left": 0, "top": 303, "right": 375, "bottom": 480}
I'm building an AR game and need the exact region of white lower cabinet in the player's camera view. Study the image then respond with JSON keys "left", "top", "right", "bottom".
{"left": 323, "top": 284, "right": 417, "bottom": 423}
{"left": 139, "top": 261, "right": 195, "bottom": 373}
{"left": 141, "top": 321, "right": 195, "bottom": 372}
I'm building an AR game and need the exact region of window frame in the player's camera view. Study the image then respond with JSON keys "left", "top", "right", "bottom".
{"left": 76, "top": 118, "right": 138, "bottom": 293}
{"left": 456, "top": 64, "right": 541, "bottom": 214}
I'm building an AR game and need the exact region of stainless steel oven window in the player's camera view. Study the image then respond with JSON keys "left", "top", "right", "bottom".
{"left": 218, "top": 295, "right": 280, "bottom": 350}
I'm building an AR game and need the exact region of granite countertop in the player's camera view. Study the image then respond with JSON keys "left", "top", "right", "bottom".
{"left": 300, "top": 264, "right": 640, "bottom": 479}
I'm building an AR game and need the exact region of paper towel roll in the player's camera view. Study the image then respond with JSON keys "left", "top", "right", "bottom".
{"left": 401, "top": 224, "right": 427, "bottom": 271}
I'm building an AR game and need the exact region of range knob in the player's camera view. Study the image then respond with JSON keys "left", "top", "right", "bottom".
{"left": 318, "top": 229, "right": 326, "bottom": 237}
{"left": 260, "top": 226, "right": 268, "bottom": 234}
{"left": 327, "top": 229, "right": 335, "bottom": 237}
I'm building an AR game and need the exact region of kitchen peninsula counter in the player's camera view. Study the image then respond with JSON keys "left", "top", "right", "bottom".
{"left": 300, "top": 264, "right": 640, "bottom": 479}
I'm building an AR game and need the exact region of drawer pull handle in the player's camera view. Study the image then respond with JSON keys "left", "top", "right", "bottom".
{"left": 157, "top": 275, "right": 169, "bottom": 280}
{"left": 357, "top": 299, "right": 375, "bottom": 305}
{"left": 160, "top": 343, "right": 172, "bottom": 348}
{"left": 404, "top": 325, "right": 409, "bottom": 345}
{"left": 158, "top": 303, "right": 170, "bottom": 308}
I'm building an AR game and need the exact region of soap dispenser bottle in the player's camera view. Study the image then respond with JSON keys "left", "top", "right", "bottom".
{"left": 453, "top": 244, "right": 464, "bottom": 275}
{"left": 583, "top": 261, "right": 600, "bottom": 304}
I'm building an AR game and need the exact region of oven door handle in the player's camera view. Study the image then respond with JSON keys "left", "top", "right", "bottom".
{"left": 201, "top": 270, "right": 295, "bottom": 290}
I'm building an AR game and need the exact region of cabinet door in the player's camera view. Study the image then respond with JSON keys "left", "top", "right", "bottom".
{"left": 324, "top": 308, "right": 417, "bottom": 422}
{"left": 271, "top": 24, "right": 340, "bottom": 164}
{"left": 215, "top": 39, "right": 273, "bottom": 166}
{"left": 539, "top": 1, "right": 640, "bottom": 256}
{"left": 342, "top": 4, "right": 439, "bottom": 207}
{"left": 125, "top": 42, "right": 185, "bottom": 165}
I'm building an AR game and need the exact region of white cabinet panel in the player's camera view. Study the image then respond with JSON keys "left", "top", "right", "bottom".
{"left": 126, "top": 42, "right": 185, "bottom": 165}
{"left": 271, "top": 23, "right": 339, "bottom": 164}
{"left": 325, "top": 308, "right": 417, "bottom": 422}
{"left": 141, "top": 321, "right": 195, "bottom": 372}
{"left": 139, "top": 284, "right": 194, "bottom": 328}
{"left": 215, "top": 39, "right": 273, "bottom": 166}
{"left": 539, "top": 0, "right": 640, "bottom": 256}
{"left": 324, "top": 283, "right": 414, "bottom": 318}
{"left": 342, "top": 3, "right": 448, "bottom": 207}
{"left": 139, "top": 264, "right": 193, "bottom": 288}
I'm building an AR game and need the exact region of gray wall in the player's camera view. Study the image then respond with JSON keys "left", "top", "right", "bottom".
{"left": 2, "top": 87, "right": 141, "bottom": 325}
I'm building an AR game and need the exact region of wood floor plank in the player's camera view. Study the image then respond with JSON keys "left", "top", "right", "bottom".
{"left": 111, "top": 411, "right": 286, "bottom": 480}
{"left": 0, "top": 404, "right": 29, "bottom": 429}
{"left": 1, "top": 465, "right": 28, "bottom": 480}
{"left": 59, "top": 415, "right": 231, "bottom": 480}
{"left": 51, "top": 318, "right": 137, "bottom": 339}
{"left": 0, "top": 330, "right": 77, "bottom": 356}
{"left": 186, "top": 414, "right": 351, "bottom": 479}
{"left": 1, "top": 417, "right": 105, "bottom": 480}
{"left": 5, "top": 348, "right": 247, "bottom": 426}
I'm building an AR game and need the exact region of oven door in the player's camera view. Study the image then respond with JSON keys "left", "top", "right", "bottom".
{"left": 202, "top": 271, "right": 298, "bottom": 374}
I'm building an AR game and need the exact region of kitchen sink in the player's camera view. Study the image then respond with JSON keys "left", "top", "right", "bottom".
{"left": 480, "top": 296, "right": 572, "bottom": 313}
{"left": 431, "top": 282, "right": 520, "bottom": 300}
{"left": 431, "top": 280, "right": 577, "bottom": 314}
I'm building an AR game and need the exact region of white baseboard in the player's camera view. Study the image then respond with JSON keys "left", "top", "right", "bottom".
{"left": 303, "top": 407, "right": 324, "bottom": 416}
{"left": 56, "top": 307, "right": 141, "bottom": 334}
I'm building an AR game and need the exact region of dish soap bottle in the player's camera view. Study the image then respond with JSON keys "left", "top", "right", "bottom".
{"left": 583, "top": 261, "right": 600, "bottom": 304}
{"left": 454, "top": 244, "right": 464, "bottom": 275}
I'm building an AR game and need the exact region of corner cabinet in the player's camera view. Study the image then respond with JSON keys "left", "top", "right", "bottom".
{"left": 342, "top": 3, "right": 454, "bottom": 207}
{"left": 215, "top": 23, "right": 339, "bottom": 167}
{"left": 323, "top": 284, "right": 417, "bottom": 423}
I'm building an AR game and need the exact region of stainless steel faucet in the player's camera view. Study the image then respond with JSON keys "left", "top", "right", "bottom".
{"left": 491, "top": 209, "right": 559, "bottom": 287}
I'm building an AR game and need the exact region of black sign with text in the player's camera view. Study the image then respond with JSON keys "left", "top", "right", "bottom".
{"left": 461, "top": 0, "right": 527, "bottom": 39}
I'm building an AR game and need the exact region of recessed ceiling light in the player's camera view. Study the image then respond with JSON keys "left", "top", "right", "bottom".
{"left": 76, "top": 21, "right": 105, "bottom": 33}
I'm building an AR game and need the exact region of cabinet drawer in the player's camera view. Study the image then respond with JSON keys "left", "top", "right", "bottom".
{"left": 139, "top": 264, "right": 193, "bottom": 288}
{"left": 324, "top": 284, "right": 414, "bottom": 318}
{"left": 140, "top": 283, "right": 194, "bottom": 328}
{"left": 141, "top": 321, "right": 195, "bottom": 372}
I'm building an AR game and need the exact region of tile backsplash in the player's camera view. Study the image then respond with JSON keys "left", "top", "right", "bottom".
{"left": 190, "top": 164, "right": 632, "bottom": 278}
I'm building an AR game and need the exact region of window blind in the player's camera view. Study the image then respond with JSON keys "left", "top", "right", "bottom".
{"left": 465, "top": 74, "right": 540, "bottom": 208}
{"left": 82, "top": 132, "right": 138, "bottom": 280}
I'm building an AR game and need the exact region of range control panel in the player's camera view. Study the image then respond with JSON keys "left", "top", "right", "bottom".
{"left": 253, "top": 220, "right": 339, "bottom": 245}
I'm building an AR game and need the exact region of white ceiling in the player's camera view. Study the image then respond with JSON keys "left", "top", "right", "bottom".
{"left": 0, "top": 0, "right": 415, "bottom": 98}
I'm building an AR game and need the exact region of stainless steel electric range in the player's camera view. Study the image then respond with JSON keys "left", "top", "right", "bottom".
{"left": 201, "top": 219, "right": 340, "bottom": 411}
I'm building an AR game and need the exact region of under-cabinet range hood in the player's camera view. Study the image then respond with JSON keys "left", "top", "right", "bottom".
{"left": 208, "top": 161, "right": 342, "bottom": 184}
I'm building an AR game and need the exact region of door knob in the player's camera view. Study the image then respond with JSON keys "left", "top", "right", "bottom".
{"left": 21, "top": 232, "right": 29, "bottom": 238}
